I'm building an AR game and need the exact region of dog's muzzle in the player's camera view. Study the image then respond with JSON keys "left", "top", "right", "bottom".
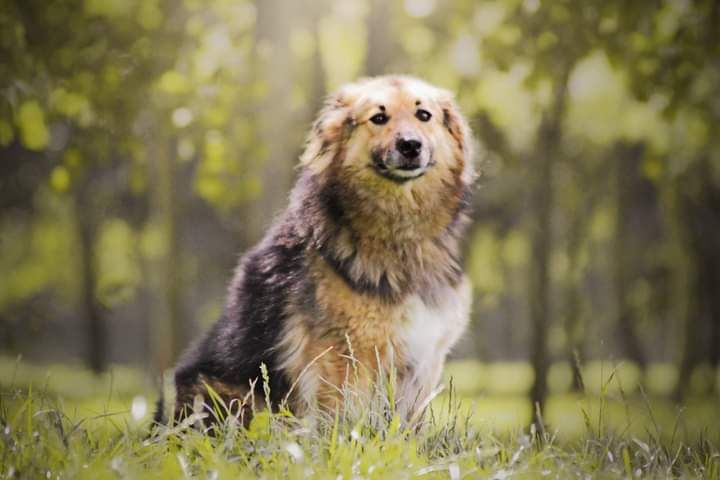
{"left": 371, "top": 138, "right": 432, "bottom": 182}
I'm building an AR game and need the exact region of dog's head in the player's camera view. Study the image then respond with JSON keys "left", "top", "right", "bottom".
{"left": 301, "top": 76, "right": 475, "bottom": 189}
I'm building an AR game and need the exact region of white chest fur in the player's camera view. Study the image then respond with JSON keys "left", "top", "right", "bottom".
{"left": 395, "top": 276, "right": 472, "bottom": 412}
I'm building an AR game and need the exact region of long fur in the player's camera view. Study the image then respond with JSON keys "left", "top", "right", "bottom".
{"left": 165, "top": 75, "right": 476, "bottom": 424}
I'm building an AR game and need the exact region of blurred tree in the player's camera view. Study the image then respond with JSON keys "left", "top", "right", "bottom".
{"left": 247, "top": 0, "right": 298, "bottom": 240}
{"left": 559, "top": 148, "right": 606, "bottom": 392}
{"left": 365, "top": 0, "right": 398, "bottom": 76}
{"left": 308, "top": 6, "right": 328, "bottom": 117}
{"left": 481, "top": 0, "right": 597, "bottom": 423}
{"left": 613, "top": 0, "right": 720, "bottom": 398}
{"left": 526, "top": 61, "right": 572, "bottom": 423}
{"left": 479, "top": 0, "right": 684, "bottom": 419}
{"left": 148, "top": 137, "right": 182, "bottom": 373}
{"left": 674, "top": 155, "right": 720, "bottom": 399}
{"left": 1, "top": 0, "right": 719, "bottom": 409}
{"left": 612, "top": 142, "right": 650, "bottom": 371}
{"left": 0, "top": 0, "right": 185, "bottom": 372}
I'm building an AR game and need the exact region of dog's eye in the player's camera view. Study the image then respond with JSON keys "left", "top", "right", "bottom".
{"left": 415, "top": 109, "right": 432, "bottom": 122}
{"left": 369, "top": 113, "right": 389, "bottom": 125}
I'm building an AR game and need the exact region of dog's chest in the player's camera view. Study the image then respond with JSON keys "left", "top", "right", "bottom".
{"left": 395, "top": 278, "right": 471, "bottom": 374}
{"left": 309, "top": 256, "right": 470, "bottom": 380}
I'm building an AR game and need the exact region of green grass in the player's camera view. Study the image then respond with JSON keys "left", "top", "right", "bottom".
{"left": 1, "top": 357, "right": 718, "bottom": 479}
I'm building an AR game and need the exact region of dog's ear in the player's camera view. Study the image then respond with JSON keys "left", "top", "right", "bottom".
{"left": 439, "top": 94, "right": 476, "bottom": 183}
{"left": 300, "top": 89, "right": 357, "bottom": 174}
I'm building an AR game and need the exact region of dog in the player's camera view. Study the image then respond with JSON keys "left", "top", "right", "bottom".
{"left": 162, "top": 75, "right": 476, "bottom": 425}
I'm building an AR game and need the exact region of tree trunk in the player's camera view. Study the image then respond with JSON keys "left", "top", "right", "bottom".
{"left": 365, "top": 0, "right": 395, "bottom": 76}
{"left": 308, "top": 7, "right": 327, "bottom": 115}
{"left": 613, "top": 142, "right": 648, "bottom": 370}
{"left": 73, "top": 180, "right": 105, "bottom": 374}
{"left": 248, "top": 0, "right": 298, "bottom": 242}
{"left": 149, "top": 139, "right": 183, "bottom": 374}
{"left": 710, "top": 297, "right": 720, "bottom": 393}
{"left": 674, "top": 156, "right": 720, "bottom": 400}
{"left": 675, "top": 0, "right": 720, "bottom": 399}
{"left": 674, "top": 283, "right": 700, "bottom": 401}
{"left": 529, "top": 63, "right": 571, "bottom": 426}
{"left": 562, "top": 160, "right": 608, "bottom": 392}
{"left": 564, "top": 211, "right": 588, "bottom": 392}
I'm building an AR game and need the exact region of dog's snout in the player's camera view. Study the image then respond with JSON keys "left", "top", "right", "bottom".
{"left": 396, "top": 138, "right": 422, "bottom": 159}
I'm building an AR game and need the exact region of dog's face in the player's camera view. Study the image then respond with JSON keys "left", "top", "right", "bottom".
{"left": 354, "top": 81, "right": 440, "bottom": 182}
{"left": 301, "top": 76, "right": 475, "bottom": 192}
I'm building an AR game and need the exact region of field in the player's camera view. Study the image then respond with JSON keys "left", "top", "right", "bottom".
{"left": 1, "top": 357, "right": 718, "bottom": 479}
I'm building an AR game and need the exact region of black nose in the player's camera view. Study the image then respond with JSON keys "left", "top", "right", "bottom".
{"left": 396, "top": 138, "right": 422, "bottom": 159}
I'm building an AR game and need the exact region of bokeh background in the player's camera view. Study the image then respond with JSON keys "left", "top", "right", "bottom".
{"left": 1, "top": 0, "right": 719, "bottom": 440}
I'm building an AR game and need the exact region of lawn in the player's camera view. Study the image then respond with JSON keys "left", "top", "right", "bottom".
{"left": 1, "top": 357, "right": 718, "bottom": 479}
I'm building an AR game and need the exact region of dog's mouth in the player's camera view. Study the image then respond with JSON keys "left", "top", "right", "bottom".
{"left": 373, "top": 163, "right": 428, "bottom": 182}
{"left": 370, "top": 149, "right": 432, "bottom": 183}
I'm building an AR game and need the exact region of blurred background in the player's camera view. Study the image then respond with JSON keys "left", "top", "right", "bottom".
{"left": 1, "top": 0, "right": 719, "bottom": 439}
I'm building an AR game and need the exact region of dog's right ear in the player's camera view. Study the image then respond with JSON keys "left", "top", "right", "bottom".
{"left": 300, "top": 89, "right": 357, "bottom": 174}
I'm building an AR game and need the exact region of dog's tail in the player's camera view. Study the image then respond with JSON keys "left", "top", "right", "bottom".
{"left": 152, "top": 390, "right": 165, "bottom": 426}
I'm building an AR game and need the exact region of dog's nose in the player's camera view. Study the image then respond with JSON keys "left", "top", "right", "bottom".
{"left": 396, "top": 138, "right": 422, "bottom": 160}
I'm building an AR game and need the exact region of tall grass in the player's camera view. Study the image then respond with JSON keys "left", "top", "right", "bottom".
{"left": 1, "top": 358, "right": 718, "bottom": 479}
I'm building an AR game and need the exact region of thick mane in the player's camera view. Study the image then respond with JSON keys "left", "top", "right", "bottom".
{"left": 290, "top": 166, "right": 472, "bottom": 304}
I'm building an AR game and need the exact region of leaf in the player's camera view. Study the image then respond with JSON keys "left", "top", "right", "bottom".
{"left": 50, "top": 88, "right": 94, "bottom": 126}
{"left": 16, "top": 100, "right": 50, "bottom": 151}
{"left": 157, "top": 70, "right": 191, "bottom": 95}
{"left": 138, "top": 0, "right": 163, "bottom": 30}
{"left": 50, "top": 166, "right": 71, "bottom": 193}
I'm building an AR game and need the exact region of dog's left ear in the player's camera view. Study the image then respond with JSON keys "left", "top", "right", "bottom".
{"left": 300, "top": 88, "right": 357, "bottom": 174}
{"left": 440, "top": 95, "right": 476, "bottom": 184}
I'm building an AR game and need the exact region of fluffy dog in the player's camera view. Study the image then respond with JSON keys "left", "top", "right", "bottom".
{"left": 165, "top": 75, "right": 476, "bottom": 424}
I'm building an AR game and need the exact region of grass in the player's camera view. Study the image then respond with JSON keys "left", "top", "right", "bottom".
{"left": 1, "top": 357, "right": 718, "bottom": 479}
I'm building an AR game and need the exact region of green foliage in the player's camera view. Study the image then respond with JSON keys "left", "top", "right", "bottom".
{"left": 0, "top": 359, "right": 718, "bottom": 478}
{"left": 16, "top": 100, "right": 50, "bottom": 151}
{"left": 0, "top": 190, "right": 79, "bottom": 309}
{"left": 96, "top": 219, "right": 141, "bottom": 307}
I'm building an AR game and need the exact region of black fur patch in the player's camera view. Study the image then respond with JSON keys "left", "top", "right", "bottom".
{"left": 172, "top": 226, "right": 306, "bottom": 415}
{"left": 318, "top": 180, "right": 346, "bottom": 226}
{"left": 318, "top": 248, "right": 398, "bottom": 302}
{"left": 442, "top": 108, "right": 465, "bottom": 153}
{"left": 442, "top": 108, "right": 453, "bottom": 132}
